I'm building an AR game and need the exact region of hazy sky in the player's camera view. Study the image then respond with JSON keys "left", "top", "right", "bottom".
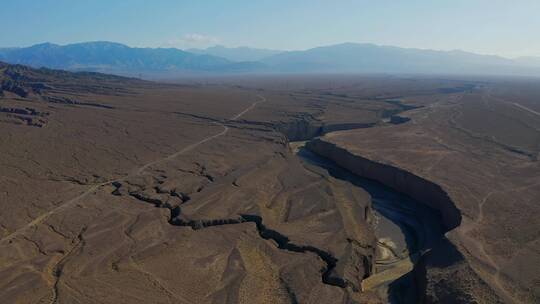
{"left": 1, "top": 0, "right": 539, "bottom": 58}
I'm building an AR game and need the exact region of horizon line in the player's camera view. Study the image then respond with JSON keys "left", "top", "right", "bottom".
{"left": 1, "top": 40, "right": 537, "bottom": 60}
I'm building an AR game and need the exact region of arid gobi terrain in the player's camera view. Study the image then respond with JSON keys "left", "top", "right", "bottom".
{"left": 0, "top": 63, "right": 538, "bottom": 303}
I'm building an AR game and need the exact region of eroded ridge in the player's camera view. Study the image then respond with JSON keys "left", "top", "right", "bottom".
{"left": 116, "top": 182, "right": 351, "bottom": 291}
{"left": 111, "top": 158, "right": 353, "bottom": 290}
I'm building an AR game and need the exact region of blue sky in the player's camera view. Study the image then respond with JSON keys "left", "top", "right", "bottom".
{"left": 1, "top": 0, "right": 539, "bottom": 57}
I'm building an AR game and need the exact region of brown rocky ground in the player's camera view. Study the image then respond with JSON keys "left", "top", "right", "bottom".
{"left": 1, "top": 63, "right": 537, "bottom": 303}
{"left": 0, "top": 65, "right": 382, "bottom": 303}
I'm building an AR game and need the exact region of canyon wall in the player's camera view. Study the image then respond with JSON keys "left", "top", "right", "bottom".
{"left": 276, "top": 119, "right": 379, "bottom": 142}
{"left": 275, "top": 119, "right": 322, "bottom": 141}
{"left": 305, "top": 137, "right": 505, "bottom": 303}
{"left": 305, "top": 138, "right": 461, "bottom": 231}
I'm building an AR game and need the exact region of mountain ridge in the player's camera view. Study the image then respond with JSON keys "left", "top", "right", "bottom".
{"left": 1, "top": 41, "right": 539, "bottom": 77}
{"left": 188, "top": 45, "right": 282, "bottom": 62}
{"left": 0, "top": 41, "right": 253, "bottom": 73}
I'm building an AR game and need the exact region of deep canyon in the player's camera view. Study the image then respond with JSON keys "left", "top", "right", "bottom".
{"left": 0, "top": 65, "right": 539, "bottom": 303}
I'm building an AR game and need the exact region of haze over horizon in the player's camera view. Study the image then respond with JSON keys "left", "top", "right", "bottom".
{"left": 2, "top": 0, "right": 539, "bottom": 58}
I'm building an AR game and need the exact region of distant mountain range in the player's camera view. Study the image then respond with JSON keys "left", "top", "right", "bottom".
{"left": 260, "top": 43, "right": 540, "bottom": 75}
{"left": 1, "top": 41, "right": 539, "bottom": 77}
{"left": 188, "top": 45, "right": 281, "bottom": 62}
{"left": 514, "top": 56, "right": 540, "bottom": 67}
{"left": 0, "top": 42, "right": 262, "bottom": 75}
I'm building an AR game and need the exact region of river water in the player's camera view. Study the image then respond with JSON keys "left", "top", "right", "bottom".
{"left": 291, "top": 141, "right": 444, "bottom": 303}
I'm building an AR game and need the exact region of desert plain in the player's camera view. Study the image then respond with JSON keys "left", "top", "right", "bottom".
{"left": 0, "top": 63, "right": 539, "bottom": 303}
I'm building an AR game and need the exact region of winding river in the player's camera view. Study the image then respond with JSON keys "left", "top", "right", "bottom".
{"left": 290, "top": 141, "right": 445, "bottom": 303}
